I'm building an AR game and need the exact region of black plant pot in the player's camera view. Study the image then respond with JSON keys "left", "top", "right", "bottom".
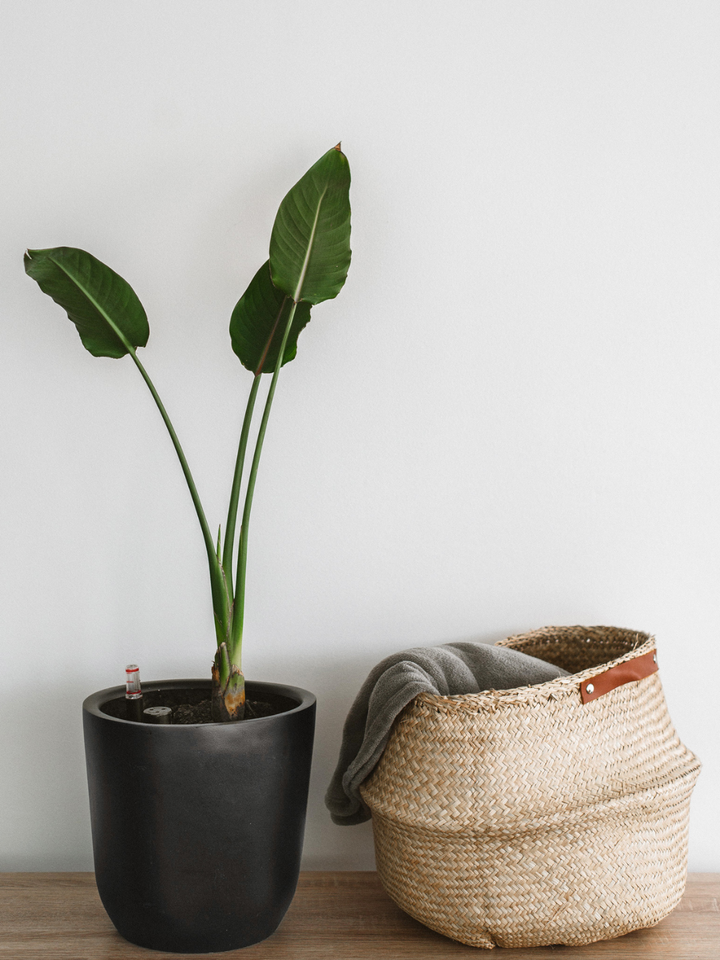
{"left": 83, "top": 679, "right": 316, "bottom": 953}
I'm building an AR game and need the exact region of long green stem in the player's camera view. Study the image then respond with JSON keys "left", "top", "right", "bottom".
{"left": 229, "top": 300, "right": 299, "bottom": 659}
{"left": 126, "top": 345, "right": 230, "bottom": 638}
{"left": 223, "top": 296, "right": 292, "bottom": 624}
{"left": 222, "top": 373, "right": 261, "bottom": 599}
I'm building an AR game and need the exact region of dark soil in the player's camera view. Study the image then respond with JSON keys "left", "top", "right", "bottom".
{"left": 171, "top": 698, "right": 278, "bottom": 724}
{"left": 100, "top": 684, "right": 296, "bottom": 725}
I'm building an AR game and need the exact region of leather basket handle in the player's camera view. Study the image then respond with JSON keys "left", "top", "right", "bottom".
{"left": 580, "top": 649, "right": 658, "bottom": 704}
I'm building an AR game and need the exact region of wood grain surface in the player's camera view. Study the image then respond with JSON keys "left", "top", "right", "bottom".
{"left": 0, "top": 872, "right": 717, "bottom": 959}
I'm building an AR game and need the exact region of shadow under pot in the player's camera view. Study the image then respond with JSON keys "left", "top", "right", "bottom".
{"left": 82, "top": 679, "right": 316, "bottom": 953}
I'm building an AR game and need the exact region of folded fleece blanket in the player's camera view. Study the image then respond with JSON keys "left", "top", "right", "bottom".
{"left": 325, "top": 641, "right": 569, "bottom": 826}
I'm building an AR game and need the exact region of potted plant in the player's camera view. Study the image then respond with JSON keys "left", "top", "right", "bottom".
{"left": 24, "top": 145, "right": 352, "bottom": 952}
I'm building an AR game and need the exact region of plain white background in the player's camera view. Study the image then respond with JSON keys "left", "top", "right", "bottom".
{"left": 1, "top": 0, "right": 718, "bottom": 873}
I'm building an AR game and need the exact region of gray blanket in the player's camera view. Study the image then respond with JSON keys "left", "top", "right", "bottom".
{"left": 325, "top": 641, "right": 569, "bottom": 825}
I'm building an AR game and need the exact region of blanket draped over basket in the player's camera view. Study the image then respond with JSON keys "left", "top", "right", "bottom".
{"left": 359, "top": 625, "right": 701, "bottom": 949}
{"left": 326, "top": 641, "right": 569, "bottom": 826}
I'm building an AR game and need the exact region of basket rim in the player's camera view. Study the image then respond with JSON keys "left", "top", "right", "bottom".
{"left": 415, "top": 626, "right": 655, "bottom": 713}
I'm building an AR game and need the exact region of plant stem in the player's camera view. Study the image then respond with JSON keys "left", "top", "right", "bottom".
{"left": 222, "top": 374, "right": 261, "bottom": 602}
{"left": 229, "top": 300, "right": 299, "bottom": 660}
{"left": 125, "top": 345, "right": 230, "bottom": 640}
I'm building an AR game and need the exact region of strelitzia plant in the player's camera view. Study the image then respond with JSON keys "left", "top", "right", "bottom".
{"left": 25, "top": 145, "right": 352, "bottom": 721}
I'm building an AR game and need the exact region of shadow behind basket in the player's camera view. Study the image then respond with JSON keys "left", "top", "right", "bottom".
{"left": 359, "top": 626, "right": 701, "bottom": 949}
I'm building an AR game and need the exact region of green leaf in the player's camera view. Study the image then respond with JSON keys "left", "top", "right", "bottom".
{"left": 269, "top": 145, "right": 351, "bottom": 305}
{"left": 24, "top": 246, "right": 149, "bottom": 358}
{"left": 230, "top": 261, "right": 311, "bottom": 374}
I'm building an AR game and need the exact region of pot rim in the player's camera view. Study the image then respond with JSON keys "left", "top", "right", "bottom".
{"left": 83, "top": 678, "right": 316, "bottom": 726}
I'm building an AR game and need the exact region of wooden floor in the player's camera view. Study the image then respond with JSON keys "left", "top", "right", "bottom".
{"left": 0, "top": 872, "right": 717, "bottom": 959}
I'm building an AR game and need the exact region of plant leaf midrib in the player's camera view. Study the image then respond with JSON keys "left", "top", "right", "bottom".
{"left": 290, "top": 185, "right": 327, "bottom": 302}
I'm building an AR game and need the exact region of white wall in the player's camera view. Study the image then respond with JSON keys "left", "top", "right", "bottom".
{"left": 1, "top": 0, "right": 718, "bottom": 873}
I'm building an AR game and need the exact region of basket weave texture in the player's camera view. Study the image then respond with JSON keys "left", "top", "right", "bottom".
{"left": 360, "top": 625, "right": 701, "bottom": 949}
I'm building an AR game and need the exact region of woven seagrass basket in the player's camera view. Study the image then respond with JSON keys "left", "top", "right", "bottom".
{"left": 360, "top": 625, "right": 701, "bottom": 949}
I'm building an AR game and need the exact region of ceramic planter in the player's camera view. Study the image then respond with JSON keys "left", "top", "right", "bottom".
{"left": 83, "top": 679, "right": 316, "bottom": 953}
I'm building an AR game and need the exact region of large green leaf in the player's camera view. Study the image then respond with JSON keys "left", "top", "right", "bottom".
{"left": 230, "top": 261, "right": 311, "bottom": 374}
{"left": 269, "top": 145, "right": 351, "bottom": 305}
{"left": 24, "top": 246, "right": 149, "bottom": 358}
